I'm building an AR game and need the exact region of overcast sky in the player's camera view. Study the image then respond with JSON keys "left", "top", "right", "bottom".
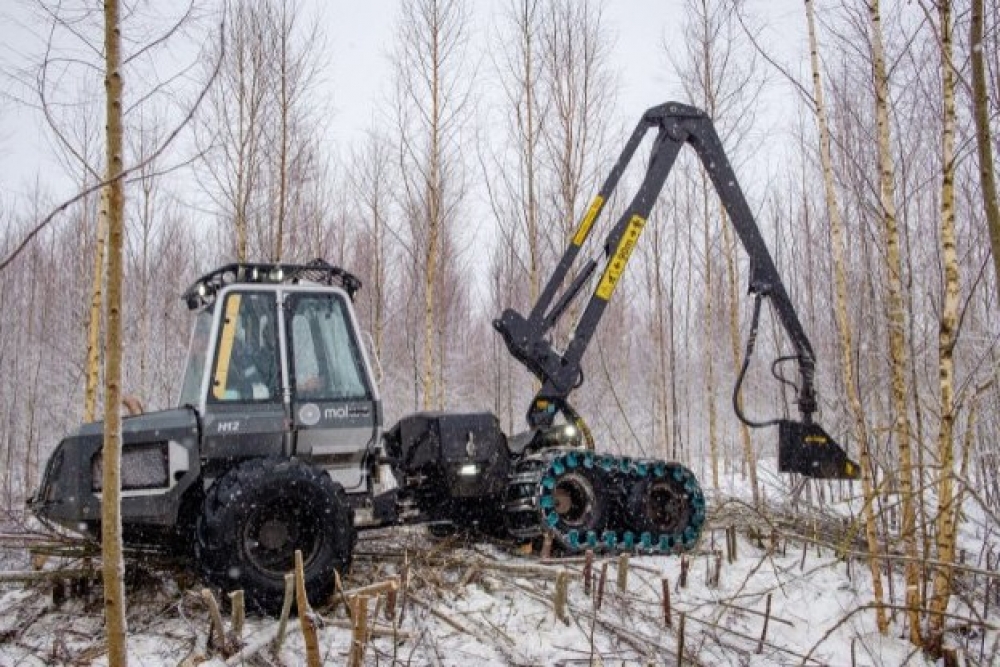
{"left": 0, "top": 0, "right": 808, "bottom": 213}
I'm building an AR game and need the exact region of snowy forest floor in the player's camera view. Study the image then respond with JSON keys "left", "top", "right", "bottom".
{"left": 2, "top": 468, "right": 999, "bottom": 666}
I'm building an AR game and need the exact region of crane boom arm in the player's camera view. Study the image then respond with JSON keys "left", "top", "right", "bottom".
{"left": 494, "top": 102, "right": 859, "bottom": 480}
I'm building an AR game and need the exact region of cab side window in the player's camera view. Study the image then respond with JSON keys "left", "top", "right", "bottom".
{"left": 210, "top": 292, "right": 280, "bottom": 402}
{"left": 288, "top": 294, "right": 369, "bottom": 401}
{"left": 178, "top": 311, "right": 213, "bottom": 407}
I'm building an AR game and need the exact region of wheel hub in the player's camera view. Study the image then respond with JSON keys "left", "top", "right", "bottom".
{"left": 244, "top": 507, "right": 318, "bottom": 576}
{"left": 553, "top": 475, "right": 595, "bottom": 527}
{"left": 646, "top": 481, "right": 688, "bottom": 532}
{"left": 257, "top": 518, "right": 290, "bottom": 550}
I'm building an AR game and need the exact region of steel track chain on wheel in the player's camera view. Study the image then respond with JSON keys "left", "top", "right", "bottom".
{"left": 537, "top": 449, "right": 609, "bottom": 550}
{"left": 621, "top": 459, "right": 706, "bottom": 554}
{"left": 503, "top": 452, "right": 556, "bottom": 541}
{"left": 505, "top": 448, "right": 707, "bottom": 555}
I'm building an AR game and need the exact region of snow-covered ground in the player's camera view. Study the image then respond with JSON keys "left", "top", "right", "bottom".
{"left": 2, "top": 464, "right": 998, "bottom": 666}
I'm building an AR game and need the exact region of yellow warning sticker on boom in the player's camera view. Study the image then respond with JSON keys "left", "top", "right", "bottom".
{"left": 572, "top": 196, "right": 605, "bottom": 246}
{"left": 596, "top": 214, "right": 646, "bottom": 300}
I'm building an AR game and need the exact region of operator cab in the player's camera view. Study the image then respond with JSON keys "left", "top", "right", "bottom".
{"left": 180, "top": 261, "right": 382, "bottom": 496}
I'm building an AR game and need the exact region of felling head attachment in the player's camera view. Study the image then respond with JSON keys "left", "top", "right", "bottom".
{"left": 778, "top": 420, "right": 861, "bottom": 480}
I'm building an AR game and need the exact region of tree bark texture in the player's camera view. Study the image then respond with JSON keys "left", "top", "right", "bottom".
{"left": 84, "top": 188, "right": 108, "bottom": 423}
{"left": 804, "top": 0, "right": 888, "bottom": 634}
{"left": 868, "top": 0, "right": 922, "bottom": 645}
{"left": 702, "top": 180, "right": 719, "bottom": 490}
{"left": 102, "top": 0, "right": 128, "bottom": 663}
{"left": 420, "top": 3, "right": 442, "bottom": 412}
{"left": 970, "top": 0, "right": 1000, "bottom": 303}
{"left": 927, "top": 2, "right": 960, "bottom": 654}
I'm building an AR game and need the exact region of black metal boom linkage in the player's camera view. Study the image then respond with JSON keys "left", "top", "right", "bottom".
{"left": 494, "top": 102, "right": 859, "bottom": 480}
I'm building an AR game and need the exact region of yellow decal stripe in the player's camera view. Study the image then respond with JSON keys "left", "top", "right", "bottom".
{"left": 212, "top": 294, "right": 241, "bottom": 399}
{"left": 596, "top": 215, "right": 646, "bottom": 300}
{"left": 572, "top": 195, "right": 605, "bottom": 246}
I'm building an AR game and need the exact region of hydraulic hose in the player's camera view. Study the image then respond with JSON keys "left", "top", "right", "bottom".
{"left": 733, "top": 294, "right": 782, "bottom": 429}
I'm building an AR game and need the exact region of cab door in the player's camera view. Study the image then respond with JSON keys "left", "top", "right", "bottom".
{"left": 200, "top": 290, "right": 287, "bottom": 460}
{"left": 284, "top": 290, "right": 380, "bottom": 493}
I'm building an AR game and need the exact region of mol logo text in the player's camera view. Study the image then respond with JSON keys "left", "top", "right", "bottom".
{"left": 324, "top": 406, "right": 350, "bottom": 420}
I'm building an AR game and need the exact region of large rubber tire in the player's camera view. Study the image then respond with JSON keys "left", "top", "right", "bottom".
{"left": 196, "top": 458, "right": 355, "bottom": 615}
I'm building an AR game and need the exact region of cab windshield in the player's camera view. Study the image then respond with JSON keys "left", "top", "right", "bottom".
{"left": 178, "top": 310, "right": 214, "bottom": 407}
{"left": 287, "top": 293, "right": 370, "bottom": 401}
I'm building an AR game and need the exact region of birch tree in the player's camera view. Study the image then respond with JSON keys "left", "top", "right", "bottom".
{"left": 17, "top": 4, "right": 109, "bottom": 424}
{"left": 803, "top": 0, "right": 887, "bottom": 634}
{"left": 495, "top": 0, "right": 546, "bottom": 306}
{"left": 702, "top": 186, "right": 720, "bottom": 489}
{"left": 641, "top": 202, "right": 680, "bottom": 460}
{"left": 393, "top": 0, "right": 473, "bottom": 410}
{"left": 123, "top": 119, "right": 199, "bottom": 408}
{"left": 674, "top": 0, "right": 765, "bottom": 495}
{"left": 197, "top": 0, "right": 271, "bottom": 261}
{"left": 267, "top": 0, "right": 324, "bottom": 261}
{"left": 539, "top": 0, "right": 613, "bottom": 271}
{"left": 350, "top": 131, "right": 395, "bottom": 374}
{"left": 970, "top": 0, "right": 1000, "bottom": 301}
{"left": 195, "top": 0, "right": 326, "bottom": 263}
{"left": 480, "top": 0, "right": 547, "bottom": 427}
{"left": 537, "top": 0, "right": 613, "bottom": 320}
{"left": 85, "top": 190, "right": 107, "bottom": 422}
{"left": 869, "top": 0, "right": 922, "bottom": 643}
{"left": 537, "top": 0, "right": 624, "bottom": 449}
{"left": 926, "top": 0, "right": 960, "bottom": 653}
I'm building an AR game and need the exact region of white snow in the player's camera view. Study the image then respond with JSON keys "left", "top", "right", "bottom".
{"left": 3, "top": 464, "right": 998, "bottom": 666}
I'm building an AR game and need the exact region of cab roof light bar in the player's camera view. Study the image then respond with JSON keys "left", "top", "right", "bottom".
{"left": 182, "top": 258, "right": 362, "bottom": 310}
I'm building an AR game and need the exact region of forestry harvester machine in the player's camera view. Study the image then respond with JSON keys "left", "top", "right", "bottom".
{"left": 30, "top": 103, "right": 859, "bottom": 613}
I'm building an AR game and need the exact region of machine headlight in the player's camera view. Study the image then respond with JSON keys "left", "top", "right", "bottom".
{"left": 458, "top": 463, "right": 479, "bottom": 476}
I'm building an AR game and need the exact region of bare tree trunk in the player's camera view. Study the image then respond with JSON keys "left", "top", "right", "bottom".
{"left": 351, "top": 133, "right": 392, "bottom": 374}
{"left": 516, "top": 0, "right": 542, "bottom": 305}
{"left": 23, "top": 263, "right": 42, "bottom": 498}
{"left": 394, "top": 0, "right": 471, "bottom": 412}
{"left": 273, "top": 0, "right": 290, "bottom": 262}
{"left": 869, "top": 0, "right": 922, "bottom": 645}
{"left": 102, "top": 0, "right": 128, "bottom": 663}
{"left": 85, "top": 188, "right": 108, "bottom": 422}
{"left": 804, "top": 0, "right": 887, "bottom": 634}
{"left": 135, "top": 147, "right": 154, "bottom": 398}
{"left": 479, "top": 0, "right": 546, "bottom": 420}
{"left": 540, "top": 0, "right": 612, "bottom": 337}
{"left": 702, "top": 181, "right": 719, "bottom": 489}
{"left": 233, "top": 34, "right": 253, "bottom": 265}
{"left": 199, "top": 0, "right": 271, "bottom": 261}
{"left": 650, "top": 221, "right": 672, "bottom": 460}
{"left": 720, "top": 206, "right": 757, "bottom": 504}
{"left": 677, "top": 0, "right": 765, "bottom": 492}
{"left": 926, "top": 1, "right": 960, "bottom": 654}
{"left": 971, "top": 0, "right": 1000, "bottom": 301}
{"left": 420, "top": 7, "right": 442, "bottom": 411}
